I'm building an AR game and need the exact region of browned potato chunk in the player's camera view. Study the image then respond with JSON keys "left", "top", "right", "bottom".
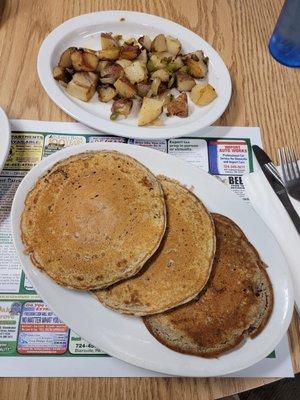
{"left": 119, "top": 45, "right": 140, "bottom": 60}
{"left": 155, "top": 92, "right": 173, "bottom": 107}
{"left": 66, "top": 72, "right": 98, "bottom": 102}
{"left": 71, "top": 49, "right": 99, "bottom": 72}
{"left": 114, "top": 77, "right": 137, "bottom": 98}
{"left": 166, "top": 92, "right": 188, "bottom": 117}
{"left": 72, "top": 72, "right": 98, "bottom": 87}
{"left": 166, "top": 36, "right": 181, "bottom": 56}
{"left": 138, "top": 35, "right": 152, "bottom": 51}
{"left": 101, "top": 32, "right": 119, "bottom": 49}
{"left": 58, "top": 47, "right": 76, "bottom": 68}
{"left": 176, "top": 71, "right": 196, "bottom": 92}
{"left": 190, "top": 83, "right": 217, "bottom": 106}
{"left": 111, "top": 98, "right": 133, "bottom": 119}
{"left": 116, "top": 59, "right": 132, "bottom": 69}
{"left": 183, "top": 50, "right": 205, "bottom": 62}
{"left": 95, "top": 48, "right": 120, "bottom": 61}
{"left": 151, "top": 69, "right": 169, "bottom": 82}
{"left": 124, "top": 61, "right": 148, "bottom": 84}
{"left": 137, "top": 49, "right": 148, "bottom": 65}
{"left": 151, "top": 34, "right": 167, "bottom": 52}
{"left": 97, "top": 61, "right": 110, "bottom": 76}
{"left": 100, "top": 63, "right": 124, "bottom": 84}
{"left": 66, "top": 81, "right": 94, "bottom": 101}
{"left": 97, "top": 86, "right": 117, "bottom": 102}
{"left": 53, "top": 66, "right": 65, "bottom": 81}
{"left": 136, "top": 81, "right": 151, "bottom": 97}
{"left": 186, "top": 57, "right": 207, "bottom": 78}
{"left": 53, "top": 66, "right": 73, "bottom": 86}
{"left": 138, "top": 97, "right": 164, "bottom": 126}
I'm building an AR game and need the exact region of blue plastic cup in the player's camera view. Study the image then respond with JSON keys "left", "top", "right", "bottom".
{"left": 269, "top": 0, "right": 300, "bottom": 67}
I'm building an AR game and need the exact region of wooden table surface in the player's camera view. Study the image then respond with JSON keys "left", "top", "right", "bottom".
{"left": 0, "top": 0, "right": 299, "bottom": 399}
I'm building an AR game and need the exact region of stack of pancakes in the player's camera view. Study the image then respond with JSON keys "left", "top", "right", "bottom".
{"left": 21, "top": 151, "right": 273, "bottom": 357}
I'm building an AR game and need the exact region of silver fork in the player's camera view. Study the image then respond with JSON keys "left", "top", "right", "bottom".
{"left": 278, "top": 147, "right": 300, "bottom": 201}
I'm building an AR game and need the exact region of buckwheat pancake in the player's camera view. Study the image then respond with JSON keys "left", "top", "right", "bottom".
{"left": 144, "top": 214, "right": 273, "bottom": 357}
{"left": 96, "top": 176, "right": 215, "bottom": 315}
{"left": 21, "top": 151, "right": 166, "bottom": 290}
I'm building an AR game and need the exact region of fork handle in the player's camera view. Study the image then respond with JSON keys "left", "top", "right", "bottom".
{"left": 277, "top": 191, "right": 300, "bottom": 235}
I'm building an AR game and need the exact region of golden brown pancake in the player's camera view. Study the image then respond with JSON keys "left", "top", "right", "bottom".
{"left": 21, "top": 151, "right": 166, "bottom": 290}
{"left": 96, "top": 176, "right": 216, "bottom": 315}
{"left": 144, "top": 214, "right": 273, "bottom": 357}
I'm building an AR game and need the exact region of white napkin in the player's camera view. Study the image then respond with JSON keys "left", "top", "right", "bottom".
{"left": 243, "top": 161, "right": 300, "bottom": 312}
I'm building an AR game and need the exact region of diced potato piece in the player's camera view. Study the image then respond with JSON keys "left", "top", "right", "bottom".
{"left": 95, "top": 48, "right": 120, "bottom": 61}
{"left": 66, "top": 81, "right": 95, "bottom": 101}
{"left": 190, "top": 83, "right": 217, "bottom": 106}
{"left": 101, "top": 33, "right": 119, "bottom": 49}
{"left": 174, "top": 56, "right": 184, "bottom": 69}
{"left": 150, "top": 77, "right": 161, "bottom": 96}
{"left": 137, "top": 49, "right": 148, "bottom": 65}
{"left": 101, "top": 63, "right": 124, "bottom": 84}
{"left": 113, "top": 34, "right": 124, "bottom": 46}
{"left": 176, "top": 72, "right": 196, "bottom": 92}
{"left": 66, "top": 72, "right": 98, "bottom": 102}
{"left": 111, "top": 98, "right": 133, "bottom": 119}
{"left": 151, "top": 69, "right": 169, "bottom": 82}
{"left": 72, "top": 72, "right": 98, "bottom": 88}
{"left": 97, "top": 86, "right": 117, "bottom": 102}
{"left": 97, "top": 61, "right": 110, "bottom": 76}
{"left": 137, "top": 81, "right": 151, "bottom": 97}
{"left": 183, "top": 50, "right": 204, "bottom": 62}
{"left": 186, "top": 58, "right": 207, "bottom": 78}
{"left": 114, "top": 77, "right": 137, "bottom": 98}
{"left": 138, "top": 35, "right": 152, "bottom": 51}
{"left": 166, "top": 92, "right": 188, "bottom": 117}
{"left": 83, "top": 51, "right": 99, "bottom": 71}
{"left": 166, "top": 36, "right": 181, "bottom": 56}
{"left": 151, "top": 34, "right": 167, "bottom": 52}
{"left": 116, "top": 59, "right": 132, "bottom": 69}
{"left": 138, "top": 97, "right": 164, "bottom": 126}
{"left": 156, "top": 92, "right": 173, "bottom": 107}
{"left": 71, "top": 50, "right": 99, "bottom": 71}
{"left": 53, "top": 66, "right": 65, "bottom": 81}
{"left": 58, "top": 47, "right": 76, "bottom": 68}
{"left": 148, "top": 54, "right": 168, "bottom": 71}
{"left": 124, "top": 61, "right": 148, "bottom": 84}
{"left": 119, "top": 45, "right": 140, "bottom": 60}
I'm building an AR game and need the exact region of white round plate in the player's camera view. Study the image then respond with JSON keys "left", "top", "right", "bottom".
{"left": 0, "top": 107, "right": 11, "bottom": 172}
{"left": 11, "top": 143, "right": 293, "bottom": 377}
{"left": 37, "top": 11, "right": 231, "bottom": 139}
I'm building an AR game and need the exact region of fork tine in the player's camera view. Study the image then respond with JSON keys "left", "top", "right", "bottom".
{"left": 284, "top": 146, "right": 294, "bottom": 180}
{"left": 290, "top": 147, "right": 300, "bottom": 178}
{"left": 287, "top": 147, "right": 296, "bottom": 179}
{"left": 279, "top": 147, "right": 288, "bottom": 182}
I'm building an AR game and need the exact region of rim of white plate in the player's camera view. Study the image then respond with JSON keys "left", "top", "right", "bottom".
{"left": 37, "top": 11, "right": 231, "bottom": 139}
{"left": 0, "top": 107, "right": 11, "bottom": 171}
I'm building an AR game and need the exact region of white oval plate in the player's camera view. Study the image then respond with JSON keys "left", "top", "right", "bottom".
{"left": 0, "top": 107, "right": 11, "bottom": 172}
{"left": 37, "top": 11, "right": 231, "bottom": 139}
{"left": 11, "top": 143, "right": 293, "bottom": 377}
